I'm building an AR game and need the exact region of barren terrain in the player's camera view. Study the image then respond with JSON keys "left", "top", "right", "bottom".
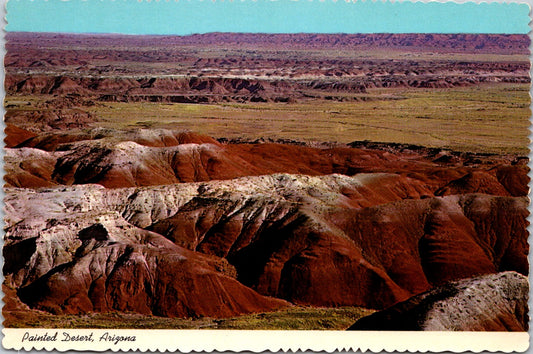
{"left": 3, "top": 32, "right": 530, "bottom": 330}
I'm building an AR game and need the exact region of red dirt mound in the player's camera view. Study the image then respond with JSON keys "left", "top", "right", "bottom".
{"left": 494, "top": 165, "right": 530, "bottom": 197}
{"left": 4, "top": 148, "right": 59, "bottom": 188}
{"left": 435, "top": 171, "right": 511, "bottom": 196}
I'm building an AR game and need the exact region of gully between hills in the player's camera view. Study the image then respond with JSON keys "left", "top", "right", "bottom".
{"left": 3, "top": 127, "right": 529, "bottom": 330}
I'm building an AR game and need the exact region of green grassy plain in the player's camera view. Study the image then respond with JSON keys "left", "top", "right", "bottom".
{"left": 5, "top": 306, "right": 374, "bottom": 330}
{"left": 5, "top": 83, "right": 530, "bottom": 154}
{"left": 82, "top": 83, "right": 530, "bottom": 155}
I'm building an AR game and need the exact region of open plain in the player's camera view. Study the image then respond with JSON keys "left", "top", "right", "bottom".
{"left": 3, "top": 32, "right": 530, "bottom": 330}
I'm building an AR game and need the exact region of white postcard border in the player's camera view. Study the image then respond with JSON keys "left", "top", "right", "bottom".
{"left": 2, "top": 329, "right": 530, "bottom": 352}
{"left": 2, "top": 0, "right": 533, "bottom": 353}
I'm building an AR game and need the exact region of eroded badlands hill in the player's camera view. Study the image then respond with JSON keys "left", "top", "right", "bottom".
{"left": 3, "top": 130, "right": 529, "bottom": 323}
{"left": 5, "top": 176, "right": 529, "bottom": 316}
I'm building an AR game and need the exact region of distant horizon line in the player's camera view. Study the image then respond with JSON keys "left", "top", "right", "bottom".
{"left": 7, "top": 31, "right": 528, "bottom": 36}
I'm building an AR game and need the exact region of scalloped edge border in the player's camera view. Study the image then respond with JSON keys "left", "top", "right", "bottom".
{"left": 1, "top": 329, "right": 530, "bottom": 352}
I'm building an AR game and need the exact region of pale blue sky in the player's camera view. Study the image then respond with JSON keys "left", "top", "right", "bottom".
{"left": 5, "top": 0, "right": 531, "bottom": 35}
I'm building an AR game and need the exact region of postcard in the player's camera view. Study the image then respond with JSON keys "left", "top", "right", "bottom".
{"left": 1, "top": 0, "right": 531, "bottom": 351}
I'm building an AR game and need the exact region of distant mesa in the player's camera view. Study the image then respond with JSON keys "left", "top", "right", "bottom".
{"left": 6, "top": 32, "right": 531, "bottom": 54}
{"left": 5, "top": 32, "right": 529, "bottom": 106}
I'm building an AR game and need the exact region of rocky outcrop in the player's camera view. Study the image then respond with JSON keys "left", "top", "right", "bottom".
{"left": 348, "top": 272, "right": 529, "bottom": 331}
